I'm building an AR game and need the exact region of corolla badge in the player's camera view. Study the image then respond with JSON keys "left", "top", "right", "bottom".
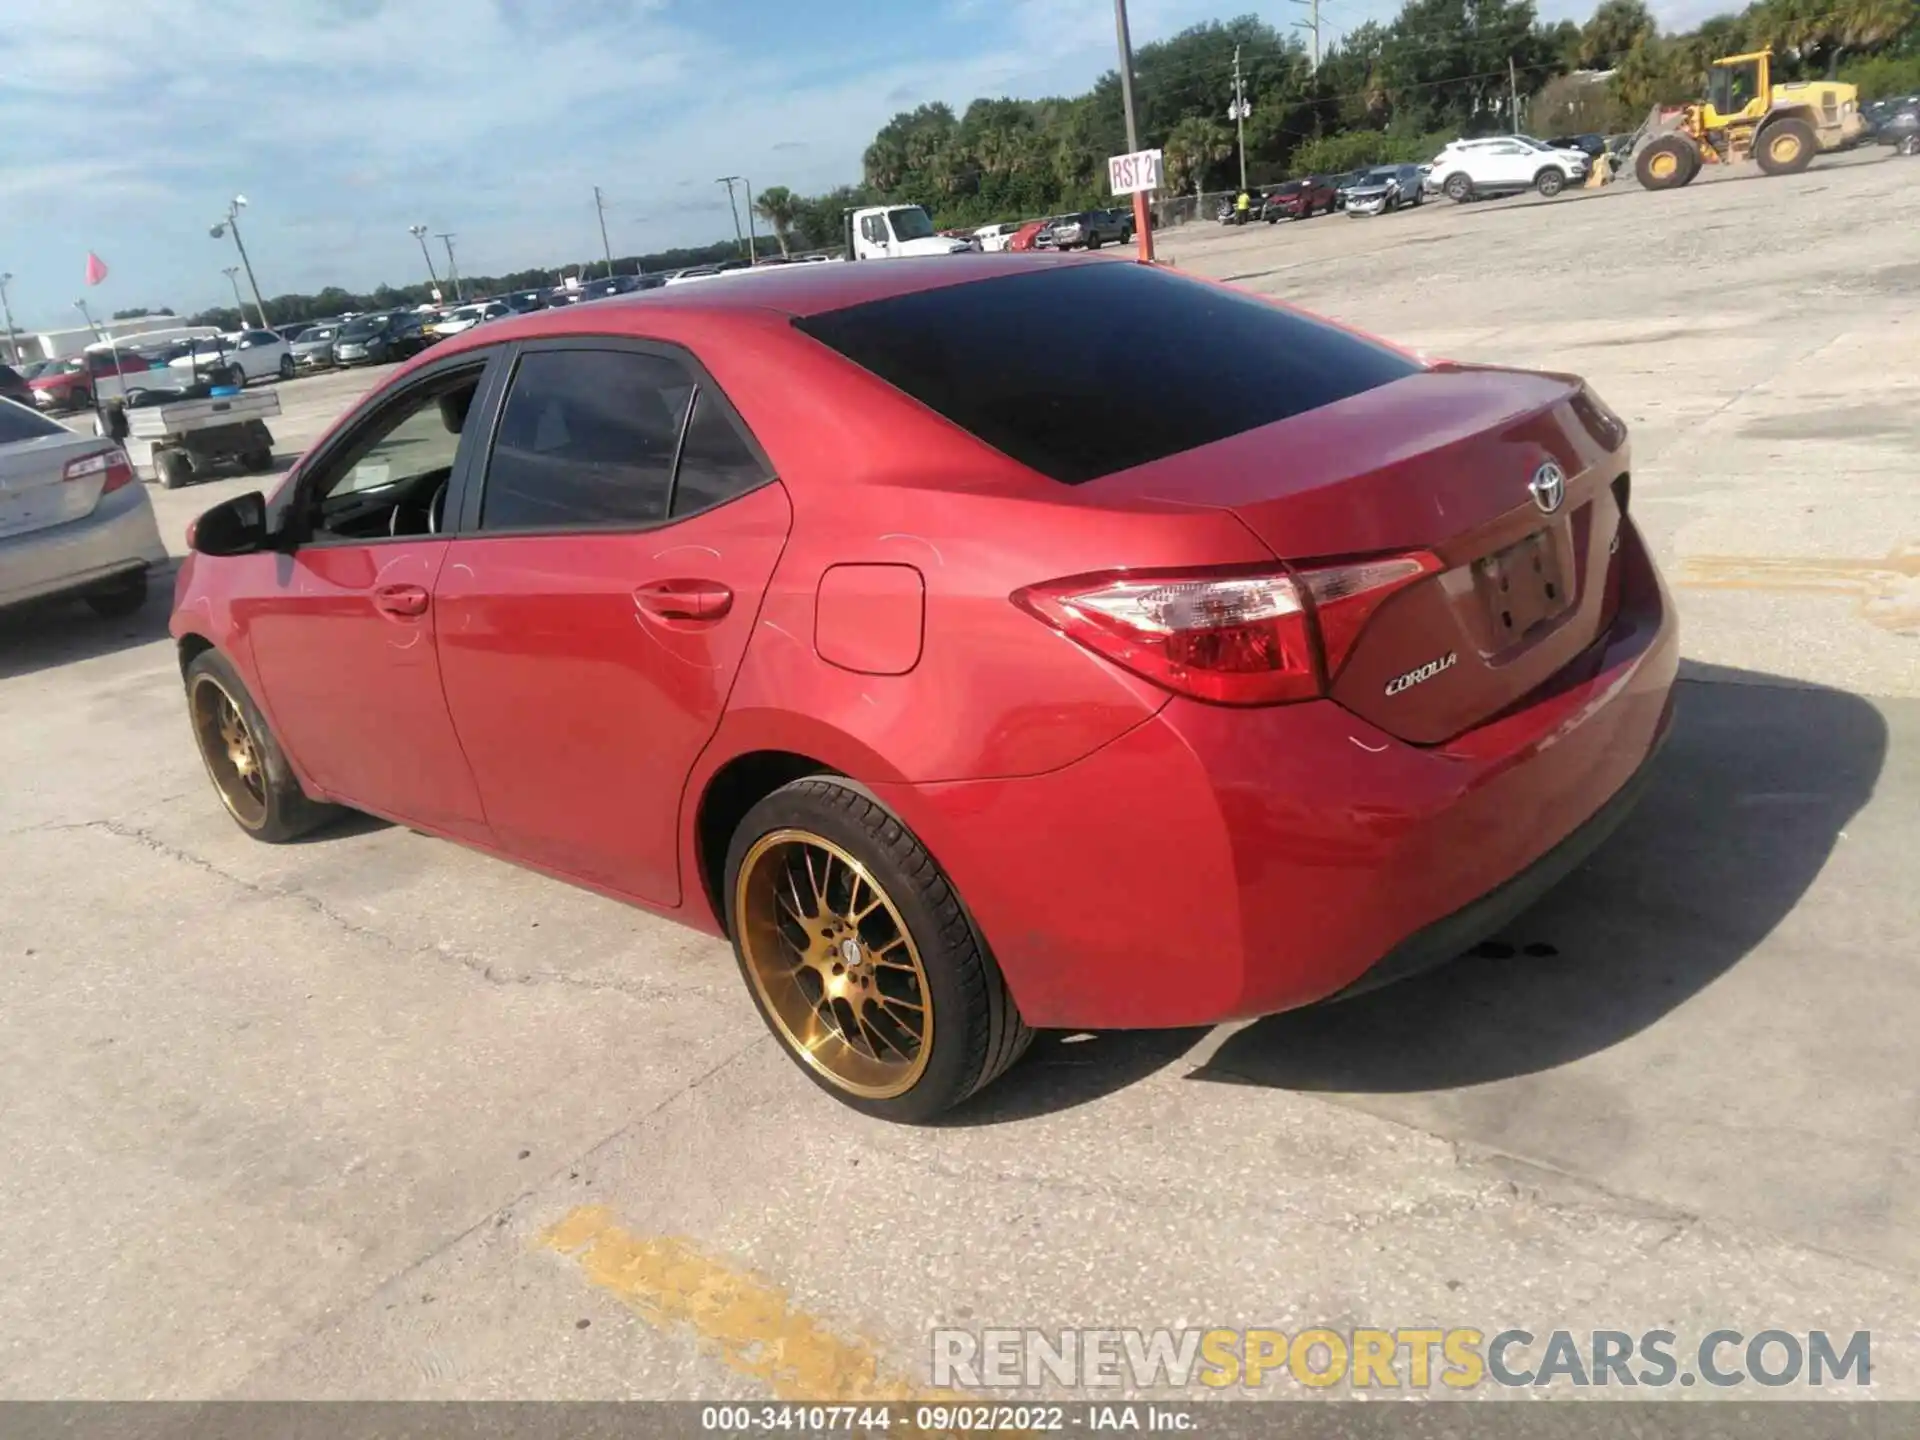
{"left": 1529, "top": 461, "right": 1567, "bottom": 514}
{"left": 1385, "top": 651, "right": 1458, "bottom": 697}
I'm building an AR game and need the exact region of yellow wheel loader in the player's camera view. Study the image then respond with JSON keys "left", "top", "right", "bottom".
{"left": 1634, "top": 49, "right": 1868, "bottom": 190}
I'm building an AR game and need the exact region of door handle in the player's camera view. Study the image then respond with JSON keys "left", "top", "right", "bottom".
{"left": 633, "top": 579, "right": 733, "bottom": 622}
{"left": 374, "top": 583, "right": 430, "bottom": 618}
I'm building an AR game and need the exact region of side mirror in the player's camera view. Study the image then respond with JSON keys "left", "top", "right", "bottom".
{"left": 189, "top": 491, "right": 269, "bottom": 557}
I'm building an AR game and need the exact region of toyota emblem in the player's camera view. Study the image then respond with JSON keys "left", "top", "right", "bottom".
{"left": 1529, "top": 462, "right": 1566, "bottom": 515}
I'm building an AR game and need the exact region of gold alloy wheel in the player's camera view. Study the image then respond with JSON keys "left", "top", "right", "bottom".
{"left": 189, "top": 674, "right": 269, "bottom": 830}
{"left": 1770, "top": 133, "right": 1803, "bottom": 165}
{"left": 735, "top": 830, "right": 933, "bottom": 1099}
{"left": 1648, "top": 151, "right": 1678, "bottom": 180}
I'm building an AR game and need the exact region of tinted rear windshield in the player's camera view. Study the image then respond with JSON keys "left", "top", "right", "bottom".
{"left": 794, "top": 262, "right": 1420, "bottom": 484}
{"left": 0, "top": 401, "right": 67, "bottom": 444}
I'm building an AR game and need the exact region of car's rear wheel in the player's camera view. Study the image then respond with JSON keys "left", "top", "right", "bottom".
{"left": 277, "top": 354, "right": 295, "bottom": 380}
{"left": 185, "top": 649, "right": 338, "bottom": 843}
{"left": 1443, "top": 172, "right": 1473, "bottom": 203}
{"left": 725, "top": 777, "right": 1032, "bottom": 1122}
{"left": 84, "top": 569, "right": 147, "bottom": 618}
{"left": 220, "top": 365, "right": 246, "bottom": 389}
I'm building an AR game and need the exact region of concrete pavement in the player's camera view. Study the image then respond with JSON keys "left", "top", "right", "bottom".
{"left": 1, "top": 151, "right": 1915, "bottom": 1402}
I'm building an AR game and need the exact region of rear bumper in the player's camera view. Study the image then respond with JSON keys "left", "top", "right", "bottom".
{"left": 877, "top": 521, "right": 1679, "bottom": 1030}
{"left": 0, "top": 481, "right": 169, "bottom": 610}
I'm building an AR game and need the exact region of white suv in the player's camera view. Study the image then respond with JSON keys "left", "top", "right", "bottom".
{"left": 1426, "top": 136, "right": 1589, "bottom": 203}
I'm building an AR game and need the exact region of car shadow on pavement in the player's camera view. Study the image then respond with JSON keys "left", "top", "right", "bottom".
{"left": 1190, "top": 661, "right": 1886, "bottom": 1095}
{"left": 942, "top": 1028, "right": 1214, "bottom": 1127}
{"left": 0, "top": 563, "right": 178, "bottom": 682}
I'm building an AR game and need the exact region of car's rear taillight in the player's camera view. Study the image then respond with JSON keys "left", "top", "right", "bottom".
{"left": 1013, "top": 552, "right": 1439, "bottom": 706}
{"left": 64, "top": 447, "right": 136, "bottom": 494}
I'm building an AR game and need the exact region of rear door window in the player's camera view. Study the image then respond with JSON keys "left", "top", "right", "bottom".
{"left": 794, "top": 262, "right": 1419, "bottom": 484}
{"left": 477, "top": 348, "right": 771, "bottom": 530}
{"left": 0, "top": 402, "right": 65, "bottom": 444}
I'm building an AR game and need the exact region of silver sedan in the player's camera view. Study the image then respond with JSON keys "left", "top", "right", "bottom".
{"left": 0, "top": 398, "right": 167, "bottom": 616}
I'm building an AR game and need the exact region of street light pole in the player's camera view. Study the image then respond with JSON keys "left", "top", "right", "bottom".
{"left": 742, "top": 176, "right": 758, "bottom": 264}
{"left": 0, "top": 273, "right": 20, "bottom": 364}
{"left": 716, "top": 177, "right": 747, "bottom": 260}
{"left": 222, "top": 266, "right": 248, "bottom": 318}
{"left": 1112, "top": 0, "right": 1156, "bottom": 263}
{"left": 409, "top": 224, "right": 443, "bottom": 299}
{"left": 437, "top": 233, "right": 464, "bottom": 302}
{"left": 594, "top": 186, "right": 616, "bottom": 277}
{"left": 210, "top": 197, "right": 270, "bottom": 328}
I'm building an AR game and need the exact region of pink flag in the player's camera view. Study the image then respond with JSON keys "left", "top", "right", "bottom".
{"left": 84, "top": 252, "right": 109, "bottom": 286}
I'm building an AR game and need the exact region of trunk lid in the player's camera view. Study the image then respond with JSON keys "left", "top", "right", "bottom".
{"left": 0, "top": 430, "right": 117, "bottom": 541}
{"left": 1099, "top": 366, "right": 1628, "bottom": 744}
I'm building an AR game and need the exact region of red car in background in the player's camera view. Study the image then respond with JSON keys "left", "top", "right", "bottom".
{"left": 1005, "top": 220, "right": 1049, "bottom": 252}
{"left": 29, "top": 350, "right": 153, "bottom": 413}
{"left": 170, "top": 255, "right": 1677, "bottom": 1122}
{"left": 1262, "top": 175, "right": 1340, "bottom": 220}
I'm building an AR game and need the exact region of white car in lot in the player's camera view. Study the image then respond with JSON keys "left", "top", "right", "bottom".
{"left": 1426, "top": 136, "right": 1589, "bottom": 202}
{"left": 169, "top": 328, "right": 294, "bottom": 385}
{"left": 425, "top": 301, "right": 511, "bottom": 338}
{"left": 973, "top": 222, "right": 1024, "bottom": 252}
{"left": 0, "top": 398, "right": 166, "bottom": 617}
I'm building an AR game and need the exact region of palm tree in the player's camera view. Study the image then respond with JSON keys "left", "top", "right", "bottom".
{"left": 754, "top": 186, "right": 800, "bottom": 257}
{"left": 1163, "top": 116, "right": 1234, "bottom": 200}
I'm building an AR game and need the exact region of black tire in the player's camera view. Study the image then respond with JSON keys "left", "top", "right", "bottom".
{"left": 1534, "top": 167, "right": 1567, "bottom": 197}
{"left": 70, "top": 388, "right": 94, "bottom": 413}
{"left": 1635, "top": 136, "right": 1699, "bottom": 189}
{"left": 184, "top": 648, "right": 339, "bottom": 843}
{"left": 155, "top": 448, "right": 192, "bottom": 489}
{"left": 85, "top": 569, "right": 148, "bottom": 618}
{"left": 1755, "top": 117, "right": 1817, "bottom": 175}
{"left": 277, "top": 354, "right": 295, "bottom": 380}
{"left": 221, "top": 365, "right": 246, "bottom": 389}
{"left": 1443, "top": 172, "right": 1474, "bottom": 203}
{"left": 724, "top": 776, "right": 1033, "bottom": 1122}
{"left": 243, "top": 448, "right": 274, "bottom": 473}
{"left": 1085, "top": 232, "right": 1101, "bottom": 249}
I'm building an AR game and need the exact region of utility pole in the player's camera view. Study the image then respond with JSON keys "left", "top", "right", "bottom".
{"left": 593, "top": 186, "right": 615, "bottom": 277}
{"left": 715, "top": 177, "right": 747, "bottom": 260}
{"left": 1510, "top": 56, "right": 1522, "bottom": 134}
{"left": 741, "top": 176, "right": 757, "bottom": 264}
{"left": 409, "top": 224, "right": 443, "bottom": 299}
{"left": 0, "top": 272, "right": 19, "bottom": 365}
{"left": 1290, "top": 0, "right": 1320, "bottom": 73}
{"left": 1230, "top": 45, "right": 1251, "bottom": 194}
{"left": 437, "top": 233, "right": 464, "bottom": 302}
{"left": 209, "top": 197, "right": 270, "bottom": 329}
{"left": 222, "top": 266, "right": 247, "bottom": 318}
{"left": 1112, "top": 0, "right": 1156, "bottom": 263}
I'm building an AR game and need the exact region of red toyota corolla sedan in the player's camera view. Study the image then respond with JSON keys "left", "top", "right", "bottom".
{"left": 170, "top": 254, "right": 1677, "bottom": 1121}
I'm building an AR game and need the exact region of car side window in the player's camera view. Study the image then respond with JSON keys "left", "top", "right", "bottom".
{"left": 302, "top": 365, "right": 484, "bottom": 542}
{"left": 479, "top": 350, "right": 695, "bottom": 532}
{"left": 671, "top": 388, "right": 771, "bottom": 519}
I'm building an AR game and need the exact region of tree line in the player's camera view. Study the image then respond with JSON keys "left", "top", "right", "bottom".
{"left": 181, "top": 0, "right": 1916, "bottom": 328}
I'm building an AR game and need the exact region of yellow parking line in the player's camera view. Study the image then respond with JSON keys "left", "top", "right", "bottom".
{"left": 539, "top": 1205, "right": 935, "bottom": 1402}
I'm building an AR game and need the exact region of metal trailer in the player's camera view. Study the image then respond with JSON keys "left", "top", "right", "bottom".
{"left": 100, "top": 388, "right": 281, "bottom": 490}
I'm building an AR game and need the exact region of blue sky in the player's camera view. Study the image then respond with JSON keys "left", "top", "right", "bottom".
{"left": 2, "top": 0, "right": 1637, "bottom": 327}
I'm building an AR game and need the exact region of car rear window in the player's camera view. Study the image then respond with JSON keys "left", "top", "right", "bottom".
{"left": 793, "top": 262, "right": 1420, "bottom": 484}
{"left": 0, "top": 401, "right": 67, "bottom": 444}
